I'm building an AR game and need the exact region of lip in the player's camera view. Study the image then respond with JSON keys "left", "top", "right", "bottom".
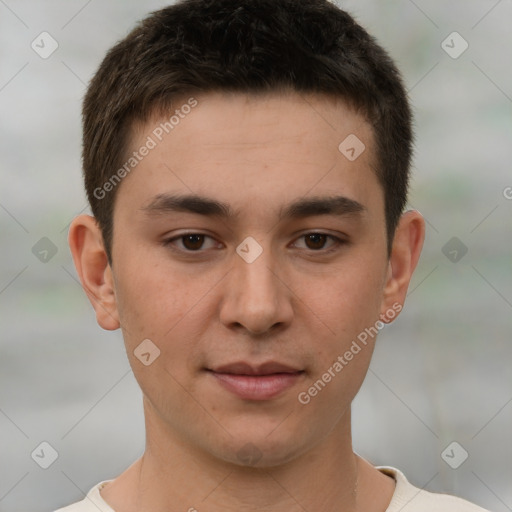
{"left": 212, "top": 361, "right": 302, "bottom": 376}
{"left": 207, "top": 361, "right": 305, "bottom": 400}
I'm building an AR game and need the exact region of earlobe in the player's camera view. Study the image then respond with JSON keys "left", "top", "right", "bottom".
{"left": 68, "top": 214, "right": 120, "bottom": 331}
{"left": 380, "top": 210, "right": 425, "bottom": 322}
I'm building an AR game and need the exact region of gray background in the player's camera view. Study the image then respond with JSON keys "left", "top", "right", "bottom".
{"left": 1, "top": 1, "right": 511, "bottom": 511}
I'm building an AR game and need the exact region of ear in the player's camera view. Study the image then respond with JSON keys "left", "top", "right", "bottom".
{"left": 380, "top": 210, "right": 425, "bottom": 323}
{"left": 68, "top": 214, "right": 120, "bottom": 330}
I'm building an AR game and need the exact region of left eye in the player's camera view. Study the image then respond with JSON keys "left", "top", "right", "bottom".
{"left": 292, "top": 232, "right": 341, "bottom": 251}
{"left": 164, "top": 232, "right": 342, "bottom": 253}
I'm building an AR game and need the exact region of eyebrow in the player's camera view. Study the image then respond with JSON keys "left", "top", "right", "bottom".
{"left": 141, "top": 193, "right": 366, "bottom": 221}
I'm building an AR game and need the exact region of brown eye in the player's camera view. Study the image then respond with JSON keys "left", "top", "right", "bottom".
{"left": 292, "top": 232, "right": 345, "bottom": 253}
{"left": 164, "top": 233, "right": 219, "bottom": 252}
{"left": 181, "top": 234, "right": 205, "bottom": 250}
{"left": 304, "top": 233, "right": 329, "bottom": 250}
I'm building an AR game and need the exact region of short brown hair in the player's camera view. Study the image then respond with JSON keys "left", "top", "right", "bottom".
{"left": 82, "top": 0, "right": 412, "bottom": 262}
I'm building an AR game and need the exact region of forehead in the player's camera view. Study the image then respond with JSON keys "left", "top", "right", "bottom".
{"left": 139, "top": 91, "right": 373, "bottom": 156}
{"left": 116, "top": 91, "right": 382, "bottom": 224}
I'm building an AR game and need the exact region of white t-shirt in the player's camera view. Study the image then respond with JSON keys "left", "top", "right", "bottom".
{"left": 54, "top": 466, "right": 491, "bottom": 512}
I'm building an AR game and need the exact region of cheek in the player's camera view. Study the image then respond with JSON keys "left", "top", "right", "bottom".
{"left": 297, "top": 256, "right": 387, "bottom": 344}
{"left": 112, "top": 253, "right": 214, "bottom": 375}
{"left": 112, "top": 260, "right": 205, "bottom": 414}
{"left": 114, "top": 254, "right": 187, "bottom": 334}
{"left": 295, "top": 269, "right": 383, "bottom": 422}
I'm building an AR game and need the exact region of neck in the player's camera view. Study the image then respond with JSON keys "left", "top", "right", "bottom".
{"left": 101, "top": 399, "right": 393, "bottom": 512}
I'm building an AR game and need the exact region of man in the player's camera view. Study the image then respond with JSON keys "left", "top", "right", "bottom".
{"left": 56, "top": 0, "right": 490, "bottom": 510}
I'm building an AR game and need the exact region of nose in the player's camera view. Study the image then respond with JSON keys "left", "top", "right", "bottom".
{"left": 219, "top": 239, "right": 294, "bottom": 336}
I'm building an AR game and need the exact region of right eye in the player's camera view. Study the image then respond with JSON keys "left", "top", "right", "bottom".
{"left": 162, "top": 233, "right": 222, "bottom": 252}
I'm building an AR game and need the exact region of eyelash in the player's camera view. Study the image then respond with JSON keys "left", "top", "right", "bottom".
{"left": 162, "top": 232, "right": 346, "bottom": 255}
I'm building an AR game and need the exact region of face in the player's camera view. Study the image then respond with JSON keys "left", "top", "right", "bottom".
{"left": 76, "top": 92, "right": 415, "bottom": 468}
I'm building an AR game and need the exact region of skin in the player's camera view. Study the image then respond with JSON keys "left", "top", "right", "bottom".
{"left": 69, "top": 91, "right": 425, "bottom": 512}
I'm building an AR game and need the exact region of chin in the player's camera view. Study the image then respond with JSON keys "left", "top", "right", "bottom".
{"left": 210, "top": 427, "right": 309, "bottom": 469}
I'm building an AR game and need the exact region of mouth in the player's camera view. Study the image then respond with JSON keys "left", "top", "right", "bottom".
{"left": 206, "top": 362, "right": 305, "bottom": 401}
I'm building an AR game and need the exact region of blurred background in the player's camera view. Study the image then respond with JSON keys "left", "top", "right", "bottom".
{"left": 0, "top": 1, "right": 511, "bottom": 511}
